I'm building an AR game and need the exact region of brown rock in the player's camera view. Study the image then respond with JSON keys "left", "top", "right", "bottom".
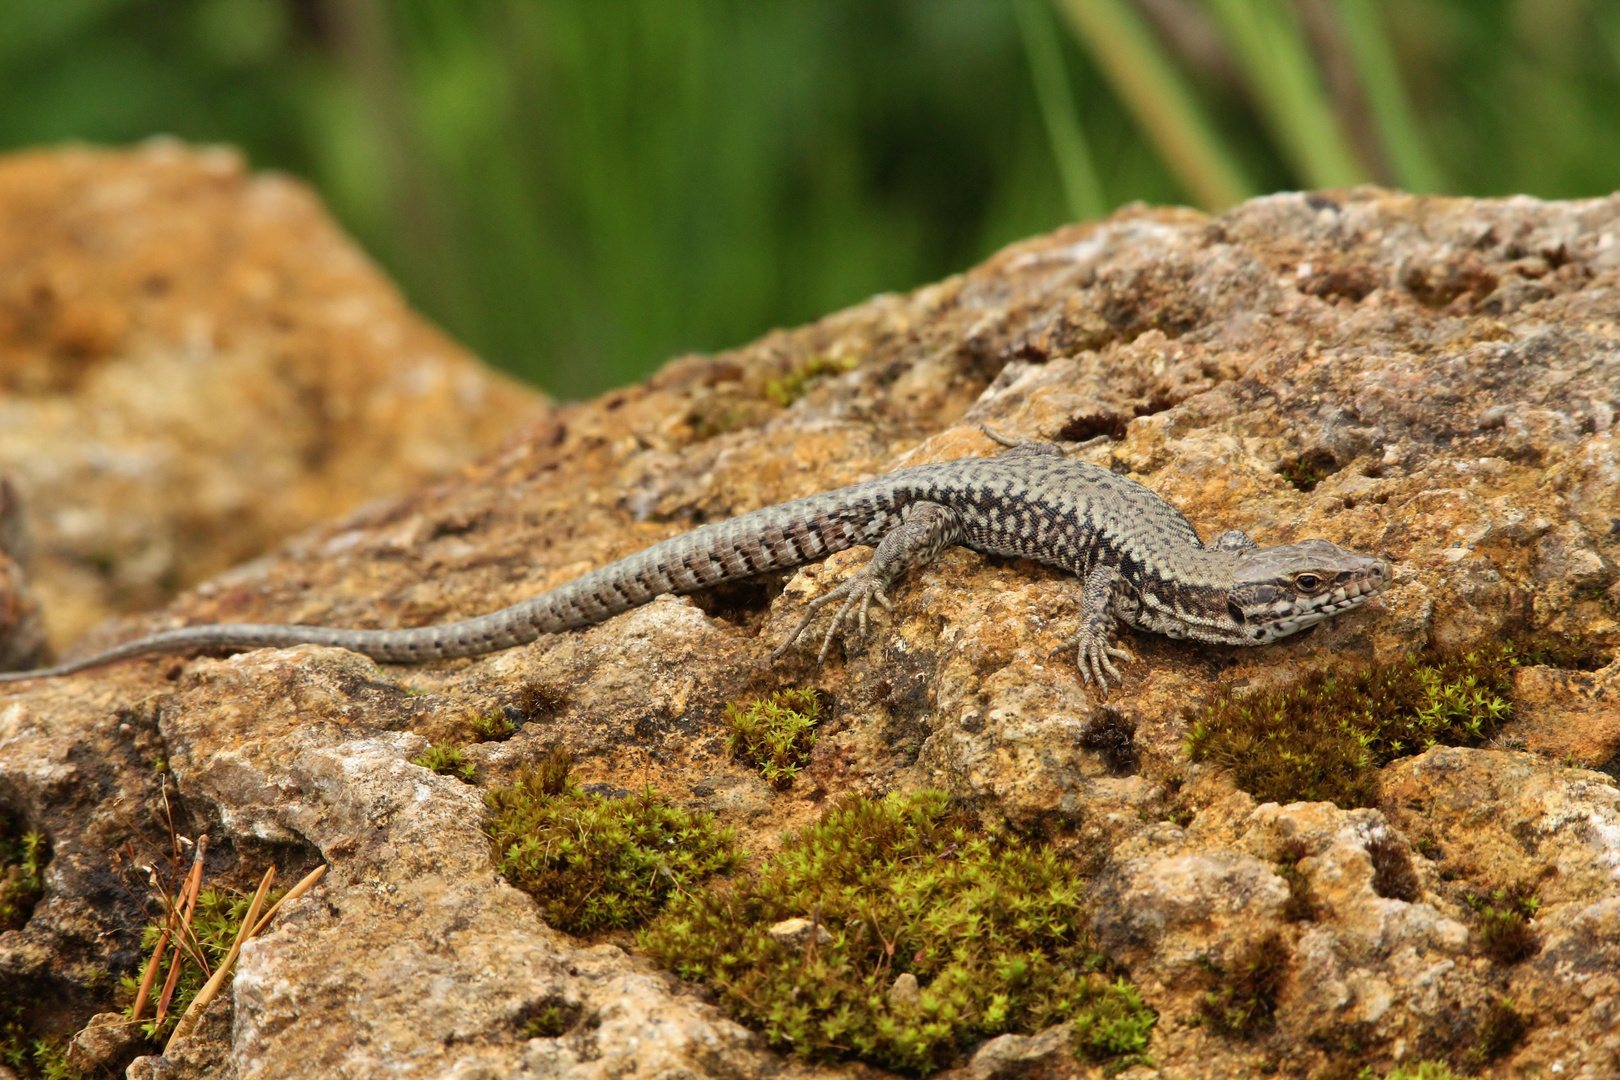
{"left": 4, "top": 188, "right": 1620, "bottom": 1078}
{"left": 1511, "top": 658, "right": 1620, "bottom": 766}
{"left": 0, "top": 140, "right": 547, "bottom": 653}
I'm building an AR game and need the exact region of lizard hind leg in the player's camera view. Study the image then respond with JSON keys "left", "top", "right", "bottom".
{"left": 771, "top": 501, "right": 966, "bottom": 664}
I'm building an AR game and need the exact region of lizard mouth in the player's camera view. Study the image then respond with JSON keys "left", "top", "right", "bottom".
{"left": 1264, "top": 557, "right": 1393, "bottom": 637}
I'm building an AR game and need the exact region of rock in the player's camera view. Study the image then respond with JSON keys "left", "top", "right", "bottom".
{"left": 767, "top": 917, "right": 834, "bottom": 948}
{"left": 1510, "top": 658, "right": 1620, "bottom": 767}
{"left": 0, "top": 140, "right": 547, "bottom": 653}
{"left": 887, "top": 972, "right": 920, "bottom": 1009}
{"left": 944, "top": 1022, "right": 1074, "bottom": 1080}
{"left": 62, "top": 1011, "right": 145, "bottom": 1072}
{"left": 2, "top": 188, "right": 1620, "bottom": 1078}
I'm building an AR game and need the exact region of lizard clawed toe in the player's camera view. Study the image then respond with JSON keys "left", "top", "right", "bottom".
{"left": 1069, "top": 632, "right": 1133, "bottom": 694}
{"left": 772, "top": 572, "right": 893, "bottom": 663}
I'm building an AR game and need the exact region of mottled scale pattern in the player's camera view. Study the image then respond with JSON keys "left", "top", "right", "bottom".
{"left": 0, "top": 439, "right": 1392, "bottom": 684}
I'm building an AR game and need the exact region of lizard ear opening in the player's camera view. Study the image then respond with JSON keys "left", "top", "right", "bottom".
{"left": 1227, "top": 599, "right": 1247, "bottom": 626}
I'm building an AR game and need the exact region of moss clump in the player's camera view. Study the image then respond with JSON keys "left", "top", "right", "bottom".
{"left": 725, "top": 689, "right": 820, "bottom": 786}
{"left": 641, "top": 789, "right": 1154, "bottom": 1075}
{"left": 1185, "top": 649, "right": 1513, "bottom": 809}
{"left": 118, "top": 886, "right": 285, "bottom": 1040}
{"left": 1464, "top": 995, "right": 1526, "bottom": 1066}
{"left": 1278, "top": 449, "right": 1338, "bottom": 493}
{"left": 1464, "top": 882, "right": 1539, "bottom": 964}
{"left": 1367, "top": 836, "right": 1420, "bottom": 902}
{"left": 1069, "top": 979, "right": 1157, "bottom": 1068}
{"left": 1197, "top": 933, "right": 1290, "bottom": 1038}
{"left": 471, "top": 711, "right": 519, "bottom": 741}
{"left": 1079, "top": 710, "right": 1140, "bottom": 774}
{"left": 0, "top": 815, "right": 46, "bottom": 932}
{"left": 486, "top": 748, "right": 741, "bottom": 935}
{"left": 1371, "top": 1064, "right": 1476, "bottom": 1080}
{"left": 1, "top": 1004, "right": 80, "bottom": 1080}
{"left": 764, "top": 354, "right": 857, "bottom": 407}
{"left": 412, "top": 742, "right": 476, "bottom": 782}
{"left": 520, "top": 998, "right": 585, "bottom": 1038}
{"left": 1274, "top": 840, "right": 1319, "bottom": 922}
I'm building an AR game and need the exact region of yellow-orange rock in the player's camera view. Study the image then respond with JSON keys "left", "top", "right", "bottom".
{"left": 0, "top": 139, "right": 547, "bottom": 653}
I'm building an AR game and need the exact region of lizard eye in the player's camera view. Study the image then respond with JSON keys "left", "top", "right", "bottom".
{"left": 1294, "top": 573, "right": 1320, "bottom": 591}
{"left": 1226, "top": 599, "right": 1246, "bottom": 626}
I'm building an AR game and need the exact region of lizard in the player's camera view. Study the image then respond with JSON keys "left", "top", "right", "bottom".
{"left": 0, "top": 428, "right": 1392, "bottom": 692}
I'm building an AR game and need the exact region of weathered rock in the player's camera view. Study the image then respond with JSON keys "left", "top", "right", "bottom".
{"left": 0, "top": 140, "right": 547, "bottom": 655}
{"left": 2, "top": 187, "right": 1620, "bottom": 1079}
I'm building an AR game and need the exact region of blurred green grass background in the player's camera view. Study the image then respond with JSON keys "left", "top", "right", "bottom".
{"left": 1, "top": 0, "right": 1617, "bottom": 398}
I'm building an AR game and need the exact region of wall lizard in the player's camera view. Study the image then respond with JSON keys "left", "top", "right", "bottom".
{"left": 0, "top": 429, "right": 1391, "bottom": 691}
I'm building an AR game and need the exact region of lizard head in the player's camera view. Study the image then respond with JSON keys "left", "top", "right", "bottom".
{"left": 1218, "top": 539, "right": 1393, "bottom": 645}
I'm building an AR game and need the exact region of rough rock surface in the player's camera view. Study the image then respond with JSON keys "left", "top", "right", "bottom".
{"left": 0, "top": 141, "right": 547, "bottom": 655}
{"left": 2, "top": 187, "right": 1619, "bottom": 1080}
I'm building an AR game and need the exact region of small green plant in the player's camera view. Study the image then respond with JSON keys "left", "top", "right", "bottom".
{"left": 486, "top": 747, "right": 741, "bottom": 934}
{"left": 1464, "top": 883, "right": 1540, "bottom": 964}
{"left": 118, "top": 886, "right": 286, "bottom": 1040}
{"left": 1186, "top": 649, "right": 1513, "bottom": 809}
{"left": 471, "top": 711, "right": 518, "bottom": 741}
{"left": 1197, "top": 933, "right": 1290, "bottom": 1038}
{"left": 413, "top": 743, "right": 476, "bottom": 783}
{"left": 725, "top": 688, "right": 820, "bottom": 786}
{"left": 0, "top": 815, "right": 47, "bottom": 932}
{"left": 641, "top": 789, "right": 1155, "bottom": 1075}
{"left": 764, "top": 354, "right": 857, "bottom": 406}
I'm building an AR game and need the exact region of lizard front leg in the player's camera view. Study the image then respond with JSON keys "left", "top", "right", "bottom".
{"left": 1067, "top": 563, "right": 1135, "bottom": 693}
{"left": 773, "top": 501, "right": 965, "bottom": 663}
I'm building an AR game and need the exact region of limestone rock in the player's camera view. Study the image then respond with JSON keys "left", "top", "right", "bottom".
{"left": 0, "top": 140, "right": 547, "bottom": 654}
{"left": 2, "top": 188, "right": 1620, "bottom": 1078}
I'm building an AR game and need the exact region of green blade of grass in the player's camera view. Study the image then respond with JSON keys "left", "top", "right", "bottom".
{"left": 1334, "top": 0, "right": 1447, "bottom": 193}
{"left": 1052, "top": 0, "right": 1255, "bottom": 210}
{"left": 1204, "top": 0, "right": 1371, "bottom": 188}
{"left": 1014, "top": 0, "right": 1108, "bottom": 222}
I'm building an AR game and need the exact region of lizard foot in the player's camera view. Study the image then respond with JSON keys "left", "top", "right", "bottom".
{"left": 771, "top": 571, "right": 894, "bottom": 663}
{"left": 1065, "top": 631, "right": 1134, "bottom": 694}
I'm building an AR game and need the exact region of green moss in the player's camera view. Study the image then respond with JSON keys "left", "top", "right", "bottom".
{"left": 1366, "top": 1063, "right": 1476, "bottom": 1080}
{"left": 1278, "top": 449, "right": 1338, "bottom": 493}
{"left": 1508, "top": 634, "right": 1612, "bottom": 672}
{"left": 725, "top": 689, "right": 820, "bottom": 786}
{"left": 412, "top": 742, "right": 476, "bottom": 782}
{"left": 1070, "top": 979, "right": 1157, "bottom": 1068}
{"left": 0, "top": 814, "right": 46, "bottom": 932}
{"left": 486, "top": 747, "right": 741, "bottom": 934}
{"left": 521, "top": 999, "right": 584, "bottom": 1038}
{"left": 1185, "top": 648, "right": 1513, "bottom": 809}
{"left": 1197, "top": 933, "right": 1290, "bottom": 1038}
{"left": 1464, "top": 882, "right": 1539, "bottom": 964}
{"left": 118, "top": 886, "right": 285, "bottom": 1040}
{"left": 765, "top": 354, "right": 857, "bottom": 407}
{"left": 471, "top": 711, "right": 519, "bottom": 742}
{"left": 640, "top": 789, "right": 1155, "bottom": 1075}
{"left": 1, "top": 1003, "right": 80, "bottom": 1080}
